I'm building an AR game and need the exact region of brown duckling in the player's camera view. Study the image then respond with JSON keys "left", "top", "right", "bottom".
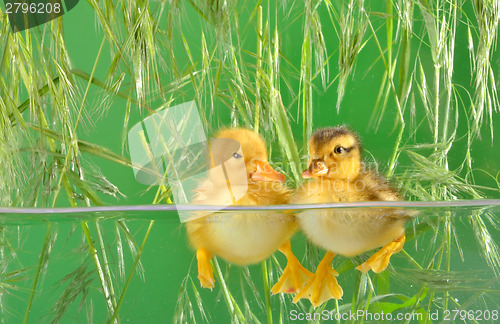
{"left": 291, "top": 126, "right": 407, "bottom": 307}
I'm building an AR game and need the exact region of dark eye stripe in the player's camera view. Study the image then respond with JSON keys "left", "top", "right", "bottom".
{"left": 333, "top": 146, "right": 354, "bottom": 154}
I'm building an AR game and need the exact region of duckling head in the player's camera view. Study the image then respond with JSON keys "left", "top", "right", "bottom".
{"left": 302, "top": 126, "right": 362, "bottom": 181}
{"left": 208, "top": 128, "right": 286, "bottom": 187}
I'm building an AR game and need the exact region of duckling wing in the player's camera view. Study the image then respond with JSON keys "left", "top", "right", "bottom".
{"left": 358, "top": 170, "right": 401, "bottom": 201}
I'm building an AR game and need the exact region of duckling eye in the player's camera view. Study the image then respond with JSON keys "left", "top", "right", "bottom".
{"left": 233, "top": 152, "right": 242, "bottom": 159}
{"left": 333, "top": 146, "right": 345, "bottom": 154}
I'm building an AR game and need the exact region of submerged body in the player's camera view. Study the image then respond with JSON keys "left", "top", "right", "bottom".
{"left": 187, "top": 182, "right": 294, "bottom": 265}
{"left": 292, "top": 171, "right": 404, "bottom": 257}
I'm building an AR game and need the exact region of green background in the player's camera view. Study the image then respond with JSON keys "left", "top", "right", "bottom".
{"left": 1, "top": 0, "right": 499, "bottom": 323}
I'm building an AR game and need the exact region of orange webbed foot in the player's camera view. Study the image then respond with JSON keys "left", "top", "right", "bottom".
{"left": 271, "top": 241, "right": 313, "bottom": 295}
{"left": 292, "top": 251, "right": 343, "bottom": 308}
{"left": 356, "top": 234, "right": 406, "bottom": 273}
{"left": 196, "top": 247, "right": 215, "bottom": 289}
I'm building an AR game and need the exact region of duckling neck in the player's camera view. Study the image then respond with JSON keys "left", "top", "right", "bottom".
{"left": 237, "top": 181, "right": 290, "bottom": 205}
{"left": 194, "top": 179, "right": 289, "bottom": 205}
{"left": 321, "top": 174, "right": 366, "bottom": 202}
{"left": 328, "top": 159, "right": 361, "bottom": 181}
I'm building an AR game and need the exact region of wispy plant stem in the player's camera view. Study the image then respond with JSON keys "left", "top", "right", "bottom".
{"left": 108, "top": 220, "right": 155, "bottom": 323}
{"left": 23, "top": 224, "right": 53, "bottom": 324}
{"left": 212, "top": 258, "right": 246, "bottom": 323}
{"left": 82, "top": 221, "right": 117, "bottom": 322}
{"left": 301, "top": 0, "right": 313, "bottom": 146}
{"left": 255, "top": 5, "right": 263, "bottom": 133}
{"left": 261, "top": 261, "right": 272, "bottom": 324}
{"left": 51, "top": 38, "right": 106, "bottom": 206}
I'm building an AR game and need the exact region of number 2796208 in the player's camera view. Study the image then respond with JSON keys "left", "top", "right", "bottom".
{"left": 6, "top": 2, "right": 62, "bottom": 14}
{"left": 443, "top": 309, "right": 498, "bottom": 321}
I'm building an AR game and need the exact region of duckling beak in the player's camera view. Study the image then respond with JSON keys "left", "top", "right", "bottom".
{"left": 302, "top": 159, "right": 328, "bottom": 178}
{"left": 251, "top": 160, "right": 286, "bottom": 183}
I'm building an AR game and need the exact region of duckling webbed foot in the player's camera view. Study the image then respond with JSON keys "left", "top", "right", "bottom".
{"left": 292, "top": 251, "right": 343, "bottom": 308}
{"left": 271, "top": 241, "right": 313, "bottom": 294}
{"left": 196, "top": 247, "right": 215, "bottom": 289}
{"left": 356, "top": 234, "right": 405, "bottom": 273}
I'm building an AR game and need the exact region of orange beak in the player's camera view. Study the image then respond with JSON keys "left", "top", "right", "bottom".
{"left": 251, "top": 160, "right": 286, "bottom": 183}
{"left": 301, "top": 160, "right": 328, "bottom": 179}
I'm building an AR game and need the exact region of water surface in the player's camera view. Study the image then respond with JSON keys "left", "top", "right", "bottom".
{"left": 0, "top": 201, "right": 499, "bottom": 323}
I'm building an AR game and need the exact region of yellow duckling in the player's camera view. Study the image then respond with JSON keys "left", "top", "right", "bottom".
{"left": 187, "top": 128, "right": 304, "bottom": 289}
{"left": 291, "top": 126, "right": 407, "bottom": 307}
